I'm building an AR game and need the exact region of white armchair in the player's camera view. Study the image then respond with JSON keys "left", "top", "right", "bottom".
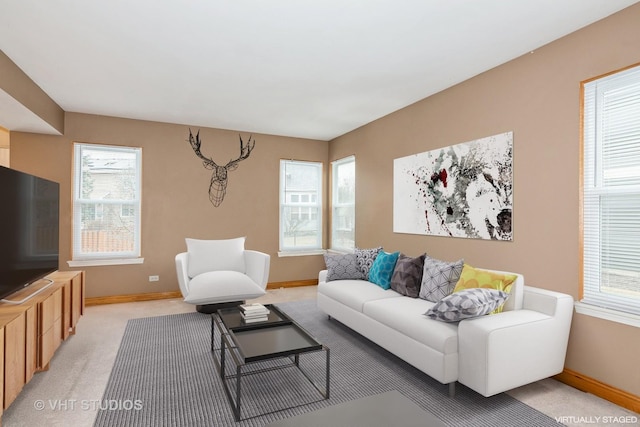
{"left": 175, "top": 237, "right": 270, "bottom": 313}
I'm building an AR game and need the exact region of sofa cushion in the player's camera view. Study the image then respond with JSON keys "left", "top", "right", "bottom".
{"left": 453, "top": 264, "right": 518, "bottom": 313}
{"left": 318, "top": 280, "right": 402, "bottom": 312}
{"left": 185, "top": 270, "right": 265, "bottom": 304}
{"left": 390, "top": 253, "right": 425, "bottom": 298}
{"left": 324, "top": 253, "right": 365, "bottom": 281}
{"left": 424, "top": 288, "right": 509, "bottom": 322}
{"left": 363, "top": 297, "right": 459, "bottom": 354}
{"left": 355, "top": 246, "right": 383, "bottom": 279}
{"left": 419, "top": 256, "right": 464, "bottom": 302}
{"left": 186, "top": 237, "right": 246, "bottom": 278}
{"left": 369, "top": 251, "right": 400, "bottom": 290}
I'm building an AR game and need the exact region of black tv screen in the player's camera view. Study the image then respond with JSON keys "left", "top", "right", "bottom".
{"left": 0, "top": 165, "right": 60, "bottom": 300}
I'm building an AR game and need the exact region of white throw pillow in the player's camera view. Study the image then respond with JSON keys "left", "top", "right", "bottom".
{"left": 186, "top": 237, "right": 246, "bottom": 278}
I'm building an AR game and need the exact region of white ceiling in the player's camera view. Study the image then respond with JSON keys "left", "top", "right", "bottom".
{"left": 0, "top": 0, "right": 637, "bottom": 141}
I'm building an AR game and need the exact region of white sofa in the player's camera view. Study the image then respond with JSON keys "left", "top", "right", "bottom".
{"left": 317, "top": 268, "right": 574, "bottom": 397}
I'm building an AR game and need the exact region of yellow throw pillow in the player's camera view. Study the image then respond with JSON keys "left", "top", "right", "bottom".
{"left": 452, "top": 264, "right": 517, "bottom": 313}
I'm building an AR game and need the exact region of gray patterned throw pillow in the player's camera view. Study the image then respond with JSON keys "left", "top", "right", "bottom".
{"left": 355, "top": 246, "right": 382, "bottom": 280}
{"left": 324, "top": 253, "right": 365, "bottom": 281}
{"left": 390, "top": 254, "right": 425, "bottom": 298}
{"left": 424, "top": 288, "right": 509, "bottom": 322}
{"left": 419, "top": 255, "right": 464, "bottom": 302}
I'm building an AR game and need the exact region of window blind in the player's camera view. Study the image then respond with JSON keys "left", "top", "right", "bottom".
{"left": 582, "top": 65, "right": 640, "bottom": 315}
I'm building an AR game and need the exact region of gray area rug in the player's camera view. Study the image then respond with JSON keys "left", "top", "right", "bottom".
{"left": 94, "top": 299, "right": 562, "bottom": 426}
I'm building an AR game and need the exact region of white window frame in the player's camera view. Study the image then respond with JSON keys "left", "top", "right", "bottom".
{"left": 578, "top": 64, "right": 640, "bottom": 327}
{"left": 68, "top": 143, "right": 143, "bottom": 267}
{"left": 279, "top": 159, "right": 323, "bottom": 256}
{"left": 331, "top": 156, "right": 356, "bottom": 252}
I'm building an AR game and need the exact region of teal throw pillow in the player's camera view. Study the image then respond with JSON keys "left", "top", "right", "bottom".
{"left": 368, "top": 251, "right": 400, "bottom": 290}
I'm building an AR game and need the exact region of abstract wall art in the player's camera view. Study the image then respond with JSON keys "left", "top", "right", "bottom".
{"left": 393, "top": 132, "right": 513, "bottom": 240}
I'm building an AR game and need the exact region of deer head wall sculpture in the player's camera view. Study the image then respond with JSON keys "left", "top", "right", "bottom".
{"left": 187, "top": 129, "right": 255, "bottom": 207}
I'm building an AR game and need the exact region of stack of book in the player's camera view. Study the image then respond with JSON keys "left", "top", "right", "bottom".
{"left": 239, "top": 303, "right": 270, "bottom": 323}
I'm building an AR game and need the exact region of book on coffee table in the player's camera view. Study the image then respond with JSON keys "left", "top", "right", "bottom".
{"left": 240, "top": 303, "right": 270, "bottom": 315}
{"left": 241, "top": 315, "right": 269, "bottom": 323}
{"left": 239, "top": 303, "right": 270, "bottom": 320}
{"left": 241, "top": 312, "right": 268, "bottom": 322}
{"left": 239, "top": 304, "right": 269, "bottom": 323}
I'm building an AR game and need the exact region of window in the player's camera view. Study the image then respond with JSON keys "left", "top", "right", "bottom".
{"left": 581, "top": 64, "right": 640, "bottom": 322}
{"left": 331, "top": 156, "right": 355, "bottom": 251}
{"left": 70, "top": 143, "right": 142, "bottom": 265}
{"left": 95, "top": 203, "right": 104, "bottom": 221}
{"left": 279, "top": 160, "right": 322, "bottom": 253}
{"left": 121, "top": 204, "right": 135, "bottom": 217}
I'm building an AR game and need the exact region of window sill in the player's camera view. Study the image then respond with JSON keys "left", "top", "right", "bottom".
{"left": 278, "top": 250, "right": 326, "bottom": 258}
{"left": 574, "top": 302, "right": 640, "bottom": 328}
{"left": 67, "top": 258, "right": 145, "bottom": 267}
{"left": 327, "top": 248, "right": 353, "bottom": 254}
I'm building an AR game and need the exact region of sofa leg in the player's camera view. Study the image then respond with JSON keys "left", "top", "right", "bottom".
{"left": 448, "top": 382, "right": 455, "bottom": 397}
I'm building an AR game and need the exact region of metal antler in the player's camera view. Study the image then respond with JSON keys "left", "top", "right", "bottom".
{"left": 187, "top": 129, "right": 255, "bottom": 206}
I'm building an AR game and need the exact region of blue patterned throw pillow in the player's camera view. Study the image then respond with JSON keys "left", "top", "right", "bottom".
{"left": 368, "top": 251, "right": 400, "bottom": 289}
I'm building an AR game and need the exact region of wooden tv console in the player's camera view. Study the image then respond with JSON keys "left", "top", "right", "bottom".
{"left": 0, "top": 270, "right": 85, "bottom": 421}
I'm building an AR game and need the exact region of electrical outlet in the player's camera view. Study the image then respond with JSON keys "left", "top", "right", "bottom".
{"left": 149, "top": 275, "right": 159, "bottom": 282}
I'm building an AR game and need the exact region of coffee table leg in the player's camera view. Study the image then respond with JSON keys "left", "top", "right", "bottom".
{"left": 235, "top": 364, "right": 242, "bottom": 421}
{"left": 220, "top": 334, "right": 226, "bottom": 380}
{"left": 211, "top": 315, "right": 215, "bottom": 351}
{"left": 325, "top": 346, "right": 331, "bottom": 399}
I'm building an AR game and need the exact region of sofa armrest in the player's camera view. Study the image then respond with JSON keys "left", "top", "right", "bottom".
{"left": 175, "top": 252, "right": 190, "bottom": 298}
{"left": 522, "top": 285, "right": 573, "bottom": 316}
{"left": 458, "top": 287, "right": 573, "bottom": 396}
{"left": 318, "top": 269, "right": 328, "bottom": 284}
{"left": 244, "top": 250, "right": 271, "bottom": 289}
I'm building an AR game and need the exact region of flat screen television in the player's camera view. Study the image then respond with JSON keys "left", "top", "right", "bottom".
{"left": 0, "top": 165, "right": 60, "bottom": 301}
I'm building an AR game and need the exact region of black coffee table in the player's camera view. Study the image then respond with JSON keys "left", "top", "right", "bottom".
{"left": 212, "top": 304, "right": 330, "bottom": 421}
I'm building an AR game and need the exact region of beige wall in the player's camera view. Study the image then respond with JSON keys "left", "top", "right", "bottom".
{"left": 329, "top": 5, "right": 640, "bottom": 396}
{"left": 11, "top": 113, "right": 327, "bottom": 298}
